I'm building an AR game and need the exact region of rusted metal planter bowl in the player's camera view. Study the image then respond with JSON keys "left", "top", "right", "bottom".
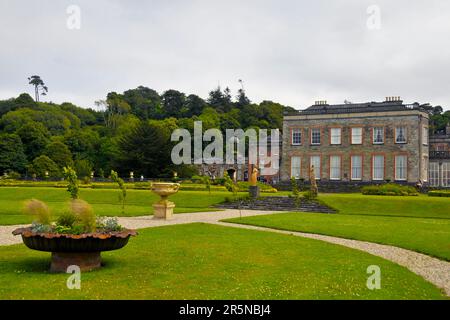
{"left": 12, "top": 228, "right": 137, "bottom": 273}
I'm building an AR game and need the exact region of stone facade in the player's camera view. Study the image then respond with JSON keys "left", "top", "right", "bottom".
{"left": 281, "top": 100, "right": 430, "bottom": 185}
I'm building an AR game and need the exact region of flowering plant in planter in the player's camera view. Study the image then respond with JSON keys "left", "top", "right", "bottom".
{"left": 12, "top": 167, "right": 137, "bottom": 273}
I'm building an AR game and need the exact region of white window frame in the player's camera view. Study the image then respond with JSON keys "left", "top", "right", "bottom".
{"left": 422, "top": 126, "right": 428, "bottom": 146}
{"left": 395, "top": 127, "right": 407, "bottom": 144}
{"left": 443, "top": 163, "right": 450, "bottom": 187}
{"left": 330, "top": 128, "right": 341, "bottom": 145}
{"left": 329, "top": 156, "right": 341, "bottom": 180}
{"left": 373, "top": 127, "right": 384, "bottom": 144}
{"left": 372, "top": 155, "right": 385, "bottom": 181}
{"left": 351, "top": 127, "right": 363, "bottom": 145}
{"left": 429, "top": 162, "right": 439, "bottom": 187}
{"left": 395, "top": 155, "right": 407, "bottom": 181}
{"left": 311, "top": 128, "right": 321, "bottom": 145}
{"left": 291, "top": 156, "right": 301, "bottom": 179}
{"left": 310, "top": 156, "right": 321, "bottom": 180}
{"left": 291, "top": 129, "right": 302, "bottom": 146}
{"left": 351, "top": 155, "right": 362, "bottom": 181}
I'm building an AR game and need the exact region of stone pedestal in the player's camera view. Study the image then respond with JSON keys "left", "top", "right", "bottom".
{"left": 153, "top": 201, "right": 175, "bottom": 220}
{"left": 249, "top": 186, "right": 260, "bottom": 199}
{"left": 50, "top": 252, "right": 101, "bottom": 273}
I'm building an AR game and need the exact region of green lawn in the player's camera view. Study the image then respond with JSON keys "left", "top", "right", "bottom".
{"left": 0, "top": 223, "right": 445, "bottom": 300}
{"left": 224, "top": 212, "right": 450, "bottom": 261}
{"left": 318, "top": 193, "right": 450, "bottom": 219}
{"left": 0, "top": 187, "right": 231, "bottom": 225}
{"left": 224, "top": 193, "right": 450, "bottom": 260}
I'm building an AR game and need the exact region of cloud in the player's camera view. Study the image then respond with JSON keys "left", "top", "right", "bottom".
{"left": 1, "top": 0, "right": 449, "bottom": 110}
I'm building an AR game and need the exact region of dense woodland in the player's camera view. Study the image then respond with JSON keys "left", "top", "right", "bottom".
{"left": 0, "top": 84, "right": 295, "bottom": 179}
{"left": 0, "top": 82, "right": 448, "bottom": 179}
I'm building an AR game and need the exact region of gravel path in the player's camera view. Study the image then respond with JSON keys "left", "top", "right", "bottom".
{"left": 2, "top": 209, "right": 449, "bottom": 296}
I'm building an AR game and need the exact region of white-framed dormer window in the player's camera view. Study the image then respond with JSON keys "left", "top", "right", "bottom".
{"left": 291, "top": 156, "right": 301, "bottom": 179}
{"left": 395, "top": 127, "right": 407, "bottom": 144}
{"left": 291, "top": 129, "right": 302, "bottom": 145}
{"left": 373, "top": 127, "right": 384, "bottom": 144}
{"left": 351, "top": 127, "right": 363, "bottom": 145}
{"left": 395, "top": 155, "right": 407, "bottom": 181}
{"left": 311, "top": 128, "right": 321, "bottom": 145}
{"left": 330, "top": 155, "right": 341, "bottom": 180}
{"left": 372, "top": 155, "right": 385, "bottom": 181}
{"left": 330, "top": 128, "right": 341, "bottom": 145}
{"left": 422, "top": 126, "right": 428, "bottom": 146}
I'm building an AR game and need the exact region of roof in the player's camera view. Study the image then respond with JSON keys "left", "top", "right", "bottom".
{"left": 285, "top": 100, "right": 427, "bottom": 116}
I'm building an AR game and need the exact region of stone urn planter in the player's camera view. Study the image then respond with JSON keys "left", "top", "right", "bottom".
{"left": 151, "top": 182, "right": 180, "bottom": 220}
{"left": 12, "top": 228, "right": 137, "bottom": 273}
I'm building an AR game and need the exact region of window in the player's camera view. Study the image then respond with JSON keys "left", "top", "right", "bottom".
{"left": 311, "top": 128, "right": 321, "bottom": 145}
{"left": 443, "top": 163, "right": 450, "bottom": 187}
{"left": 291, "top": 129, "right": 302, "bottom": 145}
{"left": 395, "top": 127, "right": 407, "bottom": 144}
{"left": 351, "top": 127, "right": 363, "bottom": 144}
{"left": 429, "top": 162, "right": 439, "bottom": 187}
{"left": 422, "top": 156, "right": 428, "bottom": 182}
{"left": 395, "top": 155, "right": 407, "bottom": 181}
{"left": 330, "top": 156, "right": 341, "bottom": 180}
{"left": 310, "top": 156, "right": 321, "bottom": 180}
{"left": 291, "top": 156, "right": 301, "bottom": 179}
{"left": 422, "top": 126, "right": 428, "bottom": 146}
{"left": 373, "top": 127, "right": 384, "bottom": 144}
{"left": 351, "top": 155, "right": 362, "bottom": 180}
{"left": 330, "top": 128, "right": 341, "bottom": 145}
{"left": 372, "top": 155, "right": 384, "bottom": 180}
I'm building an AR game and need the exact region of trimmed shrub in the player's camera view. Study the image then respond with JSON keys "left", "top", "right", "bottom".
{"left": 428, "top": 190, "right": 450, "bottom": 197}
{"left": 362, "top": 183, "right": 418, "bottom": 196}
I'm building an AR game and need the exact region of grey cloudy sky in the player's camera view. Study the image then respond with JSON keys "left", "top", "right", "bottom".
{"left": 1, "top": 0, "right": 450, "bottom": 110}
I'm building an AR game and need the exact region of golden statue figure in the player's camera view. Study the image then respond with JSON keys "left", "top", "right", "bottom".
{"left": 250, "top": 167, "right": 259, "bottom": 186}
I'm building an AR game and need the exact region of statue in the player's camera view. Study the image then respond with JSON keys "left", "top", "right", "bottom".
{"left": 310, "top": 165, "right": 318, "bottom": 197}
{"left": 249, "top": 167, "right": 260, "bottom": 198}
{"left": 250, "top": 167, "right": 258, "bottom": 186}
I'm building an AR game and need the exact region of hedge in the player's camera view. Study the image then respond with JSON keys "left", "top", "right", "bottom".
{"left": 428, "top": 190, "right": 450, "bottom": 197}
{"left": 361, "top": 183, "right": 419, "bottom": 196}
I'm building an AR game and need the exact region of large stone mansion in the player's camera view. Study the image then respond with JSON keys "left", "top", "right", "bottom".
{"left": 280, "top": 97, "right": 449, "bottom": 188}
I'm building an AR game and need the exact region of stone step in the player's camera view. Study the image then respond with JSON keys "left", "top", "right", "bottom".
{"left": 217, "top": 196, "right": 336, "bottom": 214}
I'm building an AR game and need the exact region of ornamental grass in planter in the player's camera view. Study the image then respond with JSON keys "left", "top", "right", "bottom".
{"left": 12, "top": 198, "right": 137, "bottom": 273}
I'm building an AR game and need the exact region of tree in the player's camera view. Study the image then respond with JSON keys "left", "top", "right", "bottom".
{"left": 74, "top": 159, "right": 93, "bottom": 179}
{"left": 28, "top": 155, "right": 61, "bottom": 178}
{"left": 207, "top": 86, "right": 232, "bottom": 112}
{"left": 162, "top": 90, "right": 186, "bottom": 118}
{"left": 43, "top": 141, "right": 73, "bottom": 168}
{"left": 63, "top": 167, "right": 79, "bottom": 199}
{"left": 28, "top": 75, "right": 48, "bottom": 102}
{"left": 16, "top": 122, "right": 51, "bottom": 160}
{"left": 15, "top": 93, "right": 37, "bottom": 109}
{"left": 116, "top": 120, "right": 173, "bottom": 177}
{"left": 123, "top": 86, "right": 162, "bottom": 120}
{"left": 0, "top": 133, "right": 27, "bottom": 174}
{"left": 183, "top": 94, "right": 206, "bottom": 117}
{"left": 236, "top": 88, "right": 251, "bottom": 108}
{"left": 111, "top": 170, "right": 126, "bottom": 214}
